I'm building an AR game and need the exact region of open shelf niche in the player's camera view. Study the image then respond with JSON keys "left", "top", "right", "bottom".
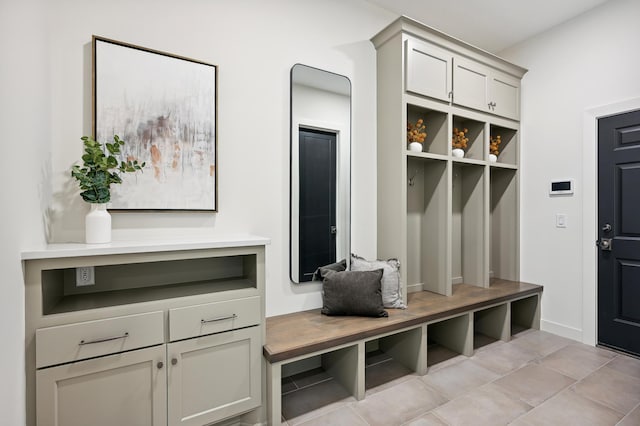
{"left": 41, "top": 254, "right": 258, "bottom": 314}
{"left": 490, "top": 124, "right": 518, "bottom": 166}
{"left": 406, "top": 104, "right": 448, "bottom": 155}
{"left": 490, "top": 167, "right": 519, "bottom": 282}
{"left": 452, "top": 162, "right": 486, "bottom": 287}
{"left": 452, "top": 115, "right": 485, "bottom": 160}
{"left": 406, "top": 156, "right": 449, "bottom": 295}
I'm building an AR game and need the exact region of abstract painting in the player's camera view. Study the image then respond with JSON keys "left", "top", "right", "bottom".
{"left": 93, "top": 36, "right": 217, "bottom": 211}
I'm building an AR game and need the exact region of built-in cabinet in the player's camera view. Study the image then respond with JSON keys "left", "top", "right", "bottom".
{"left": 23, "top": 237, "right": 268, "bottom": 426}
{"left": 373, "top": 16, "right": 527, "bottom": 300}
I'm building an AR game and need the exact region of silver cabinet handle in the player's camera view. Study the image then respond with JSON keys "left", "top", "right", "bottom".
{"left": 201, "top": 314, "right": 237, "bottom": 324}
{"left": 79, "top": 332, "right": 129, "bottom": 346}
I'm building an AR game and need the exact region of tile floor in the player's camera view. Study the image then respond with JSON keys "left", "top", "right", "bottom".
{"left": 280, "top": 330, "right": 640, "bottom": 425}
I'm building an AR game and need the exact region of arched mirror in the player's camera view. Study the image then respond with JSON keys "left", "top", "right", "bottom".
{"left": 290, "top": 64, "right": 351, "bottom": 283}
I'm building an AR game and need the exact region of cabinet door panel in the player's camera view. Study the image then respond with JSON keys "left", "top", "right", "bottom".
{"left": 490, "top": 71, "right": 520, "bottom": 120}
{"left": 405, "top": 38, "right": 452, "bottom": 102}
{"left": 36, "top": 345, "right": 166, "bottom": 426}
{"left": 168, "top": 326, "right": 261, "bottom": 426}
{"left": 453, "top": 57, "right": 489, "bottom": 112}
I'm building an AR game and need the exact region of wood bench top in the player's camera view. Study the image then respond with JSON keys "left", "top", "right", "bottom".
{"left": 263, "top": 279, "right": 542, "bottom": 363}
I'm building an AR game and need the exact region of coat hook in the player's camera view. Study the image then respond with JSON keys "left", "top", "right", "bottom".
{"left": 408, "top": 169, "right": 419, "bottom": 186}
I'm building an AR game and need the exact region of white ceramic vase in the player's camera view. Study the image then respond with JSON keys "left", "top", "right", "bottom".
{"left": 489, "top": 154, "right": 498, "bottom": 163}
{"left": 85, "top": 203, "right": 111, "bottom": 244}
{"left": 452, "top": 148, "right": 465, "bottom": 158}
{"left": 408, "top": 142, "right": 423, "bottom": 152}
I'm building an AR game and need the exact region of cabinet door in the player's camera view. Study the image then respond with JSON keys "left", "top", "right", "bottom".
{"left": 167, "top": 326, "right": 261, "bottom": 426}
{"left": 405, "top": 38, "right": 452, "bottom": 102}
{"left": 489, "top": 70, "right": 520, "bottom": 120}
{"left": 36, "top": 345, "right": 166, "bottom": 426}
{"left": 452, "top": 56, "right": 490, "bottom": 112}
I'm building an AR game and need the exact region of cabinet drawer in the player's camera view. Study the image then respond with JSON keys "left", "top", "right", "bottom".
{"left": 36, "top": 311, "right": 164, "bottom": 369}
{"left": 169, "top": 296, "right": 260, "bottom": 341}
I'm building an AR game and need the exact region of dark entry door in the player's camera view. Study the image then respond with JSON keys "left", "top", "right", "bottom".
{"left": 299, "top": 129, "right": 337, "bottom": 282}
{"left": 598, "top": 109, "right": 640, "bottom": 356}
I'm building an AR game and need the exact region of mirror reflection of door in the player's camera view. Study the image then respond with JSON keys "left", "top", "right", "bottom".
{"left": 299, "top": 129, "right": 337, "bottom": 282}
{"left": 290, "top": 64, "right": 351, "bottom": 283}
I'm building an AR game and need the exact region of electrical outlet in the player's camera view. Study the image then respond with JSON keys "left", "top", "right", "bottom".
{"left": 76, "top": 266, "right": 95, "bottom": 286}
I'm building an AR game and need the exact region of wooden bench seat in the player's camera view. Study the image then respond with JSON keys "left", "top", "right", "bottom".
{"left": 264, "top": 279, "right": 542, "bottom": 362}
{"left": 263, "top": 279, "right": 542, "bottom": 425}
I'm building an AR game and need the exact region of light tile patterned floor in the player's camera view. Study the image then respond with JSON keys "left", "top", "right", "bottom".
{"left": 281, "top": 330, "right": 640, "bottom": 425}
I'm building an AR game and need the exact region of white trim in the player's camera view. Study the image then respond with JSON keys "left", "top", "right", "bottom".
{"left": 541, "top": 319, "right": 582, "bottom": 342}
{"left": 582, "top": 97, "right": 640, "bottom": 347}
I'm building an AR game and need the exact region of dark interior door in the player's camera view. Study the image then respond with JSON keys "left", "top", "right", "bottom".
{"left": 598, "top": 109, "right": 640, "bottom": 356}
{"left": 299, "top": 129, "right": 337, "bottom": 282}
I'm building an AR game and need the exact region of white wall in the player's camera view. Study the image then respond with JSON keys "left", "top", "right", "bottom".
{"left": 500, "top": 0, "right": 640, "bottom": 341}
{"left": 1, "top": 0, "right": 393, "bottom": 423}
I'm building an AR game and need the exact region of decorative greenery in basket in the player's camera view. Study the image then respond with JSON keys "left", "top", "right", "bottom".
{"left": 490, "top": 134, "right": 502, "bottom": 156}
{"left": 71, "top": 135, "right": 145, "bottom": 204}
{"left": 407, "top": 118, "right": 427, "bottom": 143}
{"left": 452, "top": 127, "right": 469, "bottom": 150}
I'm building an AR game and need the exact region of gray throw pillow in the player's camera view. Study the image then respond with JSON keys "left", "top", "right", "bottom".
{"left": 312, "top": 258, "right": 347, "bottom": 281}
{"left": 320, "top": 269, "right": 388, "bottom": 317}
{"left": 351, "top": 254, "right": 407, "bottom": 309}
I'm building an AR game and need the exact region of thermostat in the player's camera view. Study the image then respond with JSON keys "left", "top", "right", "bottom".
{"left": 549, "top": 179, "right": 573, "bottom": 195}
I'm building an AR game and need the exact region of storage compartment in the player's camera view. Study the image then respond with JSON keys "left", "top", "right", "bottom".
{"left": 406, "top": 104, "right": 448, "bottom": 154}
{"left": 280, "top": 345, "right": 358, "bottom": 422}
{"left": 407, "top": 157, "right": 448, "bottom": 294}
{"left": 36, "top": 311, "right": 164, "bottom": 369}
{"left": 473, "top": 304, "right": 509, "bottom": 349}
{"left": 511, "top": 295, "right": 541, "bottom": 336}
{"left": 427, "top": 313, "right": 472, "bottom": 368}
{"left": 489, "top": 125, "right": 518, "bottom": 165}
{"left": 36, "top": 345, "right": 167, "bottom": 426}
{"left": 364, "top": 326, "right": 425, "bottom": 390}
{"left": 167, "top": 326, "right": 262, "bottom": 426}
{"left": 490, "top": 168, "right": 518, "bottom": 281}
{"left": 169, "top": 296, "right": 261, "bottom": 341}
{"left": 41, "top": 254, "right": 258, "bottom": 314}
{"left": 452, "top": 163, "right": 486, "bottom": 287}
{"left": 452, "top": 115, "right": 485, "bottom": 160}
{"left": 405, "top": 37, "right": 452, "bottom": 103}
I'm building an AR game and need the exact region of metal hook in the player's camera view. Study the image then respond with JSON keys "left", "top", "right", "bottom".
{"left": 408, "top": 169, "right": 419, "bottom": 186}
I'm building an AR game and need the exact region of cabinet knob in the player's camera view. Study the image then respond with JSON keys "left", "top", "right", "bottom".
{"left": 157, "top": 361, "right": 164, "bottom": 369}
{"left": 171, "top": 358, "right": 178, "bottom": 366}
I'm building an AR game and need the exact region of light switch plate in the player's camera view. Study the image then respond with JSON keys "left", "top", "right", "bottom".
{"left": 556, "top": 214, "right": 567, "bottom": 228}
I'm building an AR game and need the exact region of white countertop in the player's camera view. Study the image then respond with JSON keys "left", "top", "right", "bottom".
{"left": 21, "top": 235, "right": 271, "bottom": 260}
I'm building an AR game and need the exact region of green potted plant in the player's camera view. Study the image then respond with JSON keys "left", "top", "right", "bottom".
{"left": 71, "top": 135, "right": 145, "bottom": 243}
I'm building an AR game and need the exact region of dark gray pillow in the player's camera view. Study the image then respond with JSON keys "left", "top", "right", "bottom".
{"left": 312, "top": 258, "right": 347, "bottom": 281}
{"left": 320, "top": 269, "right": 388, "bottom": 317}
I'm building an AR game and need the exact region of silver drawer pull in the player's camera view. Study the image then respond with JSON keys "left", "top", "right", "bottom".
{"left": 201, "top": 314, "right": 237, "bottom": 324}
{"left": 79, "top": 332, "right": 129, "bottom": 346}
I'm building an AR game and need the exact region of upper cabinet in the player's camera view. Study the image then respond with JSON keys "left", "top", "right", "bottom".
{"left": 452, "top": 57, "right": 521, "bottom": 120}
{"left": 405, "top": 38, "right": 452, "bottom": 103}
{"left": 392, "top": 17, "right": 526, "bottom": 121}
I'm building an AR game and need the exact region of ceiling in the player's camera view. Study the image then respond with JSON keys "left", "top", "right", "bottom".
{"left": 365, "top": 0, "right": 611, "bottom": 53}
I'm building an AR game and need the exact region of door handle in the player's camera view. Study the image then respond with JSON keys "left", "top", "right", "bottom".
{"left": 330, "top": 226, "right": 337, "bottom": 235}
{"left": 599, "top": 238, "right": 612, "bottom": 251}
{"left": 602, "top": 223, "right": 612, "bottom": 233}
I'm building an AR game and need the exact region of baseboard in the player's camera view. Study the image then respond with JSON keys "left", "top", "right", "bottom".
{"left": 407, "top": 282, "right": 424, "bottom": 293}
{"left": 541, "top": 319, "right": 583, "bottom": 342}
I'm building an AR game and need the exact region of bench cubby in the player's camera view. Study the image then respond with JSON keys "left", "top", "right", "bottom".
{"left": 511, "top": 294, "right": 541, "bottom": 336}
{"left": 264, "top": 281, "right": 542, "bottom": 425}
{"left": 473, "top": 303, "right": 510, "bottom": 349}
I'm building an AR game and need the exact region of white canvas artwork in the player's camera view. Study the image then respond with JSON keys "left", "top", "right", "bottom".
{"left": 94, "top": 37, "right": 217, "bottom": 210}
